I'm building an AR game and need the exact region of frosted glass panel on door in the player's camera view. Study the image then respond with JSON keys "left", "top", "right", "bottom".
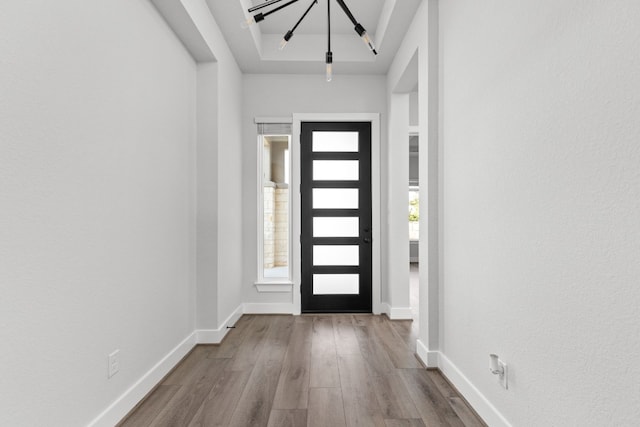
{"left": 313, "top": 160, "right": 359, "bottom": 181}
{"left": 313, "top": 217, "right": 359, "bottom": 237}
{"left": 313, "top": 274, "right": 359, "bottom": 295}
{"left": 312, "top": 132, "right": 359, "bottom": 152}
{"left": 314, "top": 245, "right": 359, "bottom": 266}
{"left": 313, "top": 189, "right": 358, "bottom": 209}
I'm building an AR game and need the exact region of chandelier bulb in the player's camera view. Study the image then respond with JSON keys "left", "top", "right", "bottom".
{"left": 241, "top": 13, "right": 264, "bottom": 29}
{"left": 279, "top": 30, "right": 294, "bottom": 50}
{"left": 325, "top": 51, "right": 333, "bottom": 82}
{"left": 360, "top": 30, "right": 377, "bottom": 55}
{"left": 354, "top": 23, "right": 378, "bottom": 55}
{"left": 240, "top": 16, "right": 255, "bottom": 29}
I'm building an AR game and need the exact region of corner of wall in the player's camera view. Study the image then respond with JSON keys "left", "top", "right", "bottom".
{"left": 381, "top": 303, "right": 414, "bottom": 320}
{"left": 197, "top": 304, "right": 244, "bottom": 344}
{"left": 415, "top": 339, "right": 439, "bottom": 368}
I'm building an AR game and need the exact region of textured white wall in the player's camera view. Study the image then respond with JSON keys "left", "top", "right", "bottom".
{"left": 215, "top": 60, "right": 244, "bottom": 323}
{"left": 241, "top": 74, "right": 387, "bottom": 307}
{"left": 410, "top": 91, "right": 419, "bottom": 127}
{"left": 0, "top": 1, "right": 196, "bottom": 426}
{"left": 196, "top": 63, "right": 220, "bottom": 329}
{"left": 440, "top": 1, "right": 640, "bottom": 425}
{"left": 387, "top": 93, "right": 411, "bottom": 312}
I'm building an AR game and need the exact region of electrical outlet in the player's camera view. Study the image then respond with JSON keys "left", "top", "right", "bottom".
{"left": 108, "top": 350, "right": 120, "bottom": 378}
{"left": 498, "top": 360, "right": 508, "bottom": 390}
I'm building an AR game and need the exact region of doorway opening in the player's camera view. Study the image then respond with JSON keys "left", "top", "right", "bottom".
{"left": 409, "top": 131, "right": 420, "bottom": 321}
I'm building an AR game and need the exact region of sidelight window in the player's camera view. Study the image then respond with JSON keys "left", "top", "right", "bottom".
{"left": 257, "top": 123, "right": 292, "bottom": 282}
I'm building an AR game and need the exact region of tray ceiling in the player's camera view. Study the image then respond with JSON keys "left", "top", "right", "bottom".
{"left": 205, "top": 0, "right": 422, "bottom": 75}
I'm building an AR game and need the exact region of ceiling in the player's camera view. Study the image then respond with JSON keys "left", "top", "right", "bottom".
{"left": 206, "top": 0, "right": 422, "bottom": 75}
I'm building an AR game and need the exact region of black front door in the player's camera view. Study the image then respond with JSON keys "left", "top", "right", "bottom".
{"left": 301, "top": 122, "right": 372, "bottom": 313}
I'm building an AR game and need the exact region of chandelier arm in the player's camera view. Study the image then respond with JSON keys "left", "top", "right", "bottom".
{"left": 279, "top": 0, "right": 318, "bottom": 48}
{"left": 262, "top": 0, "right": 302, "bottom": 18}
{"left": 242, "top": 0, "right": 301, "bottom": 28}
{"left": 334, "top": 0, "right": 377, "bottom": 55}
{"left": 326, "top": 0, "right": 332, "bottom": 81}
{"left": 290, "top": 0, "right": 318, "bottom": 33}
{"left": 327, "top": 0, "right": 331, "bottom": 52}
{"left": 334, "top": 0, "right": 358, "bottom": 26}
{"left": 249, "top": 0, "right": 288, "bottom": 13}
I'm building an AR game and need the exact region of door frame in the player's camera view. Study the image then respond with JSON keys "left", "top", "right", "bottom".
{"left": 292, "top": 113, "right": 381, "bottom": 315}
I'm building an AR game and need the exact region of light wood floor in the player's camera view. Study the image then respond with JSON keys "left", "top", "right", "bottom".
{"left": 119, "top": 315, "right": 486, "bottom": 427}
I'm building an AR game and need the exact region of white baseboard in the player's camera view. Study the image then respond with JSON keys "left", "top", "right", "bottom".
{"left": 415, "top": 339, "right": 439, "bottom": 367}
{"left": 372, "top": 302, "right": 382, "bottom": 315}
{"left": 381, "top": 302, "right": 391, "bottom": 316}
{"left": 436, "top": 353, "right": 512, "bottom": 427}
{"left": 381, "top": 303, "right": 414, "bottom": 320}
{"left": 243, "top": 302, "right": 295, "bottom": 314}
{"left": 87, "top": 332, "right": 197, "bottom": 427}
{"left": 197, "top": 305, "right": 244, "bottom": 344}
{"left": 389, "top": 306, "right": 413, "bottom": 320}
{"left": 90, "top": 305, "right": 245, "bottom": 426}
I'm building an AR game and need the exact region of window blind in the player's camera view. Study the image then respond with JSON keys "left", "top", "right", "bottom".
{"left": 256, "top": 123, "right": 292, "bottom": 135}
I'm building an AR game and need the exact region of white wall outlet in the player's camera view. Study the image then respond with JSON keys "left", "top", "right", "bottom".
{"left": 108, "top": 349, "right": 120, "bottom": 378}
{"left": 498, "top": 360, "right": 508, "bottom": 389}
{"left": 489, "top": 353, "right": 508, "bottom": 389}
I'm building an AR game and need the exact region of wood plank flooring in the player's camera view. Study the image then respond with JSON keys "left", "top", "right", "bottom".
{"left": 119, "top": 315, "right": 486, "bottom": 427}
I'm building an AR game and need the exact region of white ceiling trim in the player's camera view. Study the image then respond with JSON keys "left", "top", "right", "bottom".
{"left": 151, "top": 0, "right": 216, "bottom": 62}
{"left": 374, "top": 0, "right": 397, "bottom": 49}
{"left": 205, "top": 0, "right": 423, "bottom": 74}
{"left": 260, "top": 33, "right": 374, "bottom": 62}
{"left": 238, "top": 0, "right": 263, "bottom": 55}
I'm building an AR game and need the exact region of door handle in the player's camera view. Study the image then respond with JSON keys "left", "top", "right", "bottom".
{"left": 363, "top": 237, "right": 371, "bottom": 244}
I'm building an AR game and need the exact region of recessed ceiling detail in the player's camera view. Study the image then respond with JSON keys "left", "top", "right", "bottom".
{"left": 241, "top": 0, "right": 380, "bottom": 81}
{"left": 206, "top": 0, "right": 422, "bottom": 75}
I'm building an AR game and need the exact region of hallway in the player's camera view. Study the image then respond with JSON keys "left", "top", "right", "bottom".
{"left": 120, "top": 315, "right": 484, "bottom": 427}
{"left": 4, "top": 1, "right": 639, "bottom": 425}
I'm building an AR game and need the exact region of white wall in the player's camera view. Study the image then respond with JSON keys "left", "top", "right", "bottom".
{"left": 439, "top": 1, "right": 640, "bottom": 426}
{"left": 409, "top": 91, "right": 419, "bottom": 127}
{"left": 241, "top": 74, "right": 387, "bottom": 310}
{"left": 386, "top": 93, "right": 411, "bottom": 316}
{"left": 215, "top": 58, "right": 243, "bottom": 325}
{"left": 196, "top": 62, "right": 220, "bottom": 330}
{"left": 0, "top": 1, "right": 197, "bottom": 426}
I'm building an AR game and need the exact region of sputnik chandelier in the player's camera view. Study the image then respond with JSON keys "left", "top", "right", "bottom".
{"left": 241, "top": 0, "right": 378, "bottom": 81}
